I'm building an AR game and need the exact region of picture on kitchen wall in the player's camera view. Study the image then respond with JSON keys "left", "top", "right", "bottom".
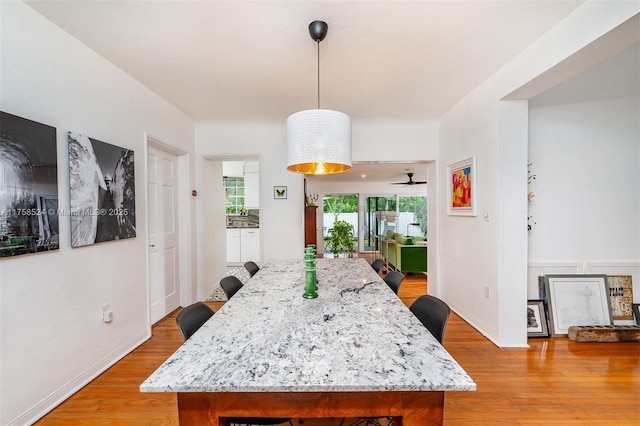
{"left": 447, "top": 156, "right": 477, "bottom": 216}
{"left": 68, "top": 132, "right": 136, "bottom": 247}
{"left": 0, "top": 111, "right": 59, "bottom": 258}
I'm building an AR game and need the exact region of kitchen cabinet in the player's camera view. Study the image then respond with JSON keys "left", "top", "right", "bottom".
{"left": 240, "top": 228, "right": 260, "bottom": 262}
{"left": 244, "top": 172, "right": 259, "bottom": 208}
{"left": 226, "top": 228, "right": 260, "bottom": 263}
{"left": 226, "top": 229, "right": 241, "bottom": 263}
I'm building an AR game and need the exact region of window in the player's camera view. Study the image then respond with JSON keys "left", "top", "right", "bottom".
{"left": 224, "top": 177, "right": 244, "bottom": 214}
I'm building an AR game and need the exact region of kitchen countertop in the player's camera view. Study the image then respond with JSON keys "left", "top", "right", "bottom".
{"left": 140, "top": 258, "right": 475, "bottom": 394}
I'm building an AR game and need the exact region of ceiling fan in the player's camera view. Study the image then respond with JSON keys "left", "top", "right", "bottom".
{"left": 390, "top": 172, "right": 427, "bottom": 186}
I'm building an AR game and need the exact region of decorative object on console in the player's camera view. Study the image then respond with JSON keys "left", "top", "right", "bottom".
{"left": 0, "top": 111, "right": 58, "bottom": 257}
{"left": 447, "top": 156, "right": 477, "bottom": 216}
{"left": 68, "top": 132, "right": 136, "bottom": 247}
{"left": 544, "top": 274, "right": 612, "bottom": 337}
{"left": 286, "top": 20, "right": 351, "bottom": 175}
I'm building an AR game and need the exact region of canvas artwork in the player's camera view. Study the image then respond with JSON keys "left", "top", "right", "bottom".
{"left": 607, "top": 275, "right": 634, "bottom": 321}
{"left": 447, "top": 157, "right": 477, "bottom": 216}
{"left": 0, "top": 111, "right": 59, "bottom": 258}
{"left": 68, "top": 132, "right": 136, "bottom": 247}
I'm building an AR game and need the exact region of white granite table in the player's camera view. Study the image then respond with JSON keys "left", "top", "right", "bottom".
{"left": 140, "top": 258, "right": 475, "bottom": 425}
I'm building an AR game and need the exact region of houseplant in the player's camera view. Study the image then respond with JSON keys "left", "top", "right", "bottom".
{"left": 327, "top": 220, "right": 354, "bottom": 257}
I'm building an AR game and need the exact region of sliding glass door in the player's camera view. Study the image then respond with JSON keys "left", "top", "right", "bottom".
{"left": 364, "top": 196, "right": 396, "bottom": 252}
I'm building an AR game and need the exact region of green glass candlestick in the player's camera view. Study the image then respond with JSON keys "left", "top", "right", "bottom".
{"left": 303, "top": 268, "right": 318, "bottom": 299}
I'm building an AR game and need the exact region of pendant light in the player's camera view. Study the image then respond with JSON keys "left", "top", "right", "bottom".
{"left": 286, "top": 21, "right": 352, "bottom": 175}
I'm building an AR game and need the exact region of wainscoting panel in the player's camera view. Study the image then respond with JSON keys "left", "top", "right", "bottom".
{"left": 527, "top": 262, "right": 583, "bottom": 299}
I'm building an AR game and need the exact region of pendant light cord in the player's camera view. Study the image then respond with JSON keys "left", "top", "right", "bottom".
{"left": 317, "top": 40, "right": 321, "bottom": 109}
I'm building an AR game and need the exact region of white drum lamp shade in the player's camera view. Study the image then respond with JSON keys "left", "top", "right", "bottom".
{"left": 286, "top": 109, "right": 351, "bottom": 175}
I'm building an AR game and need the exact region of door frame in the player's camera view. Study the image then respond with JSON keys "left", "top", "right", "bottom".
{"left": 145, "top": 134, "right": 193, "bottom": 323}
{"left": 197, "top": 155, "right": 261, "bottom": 301}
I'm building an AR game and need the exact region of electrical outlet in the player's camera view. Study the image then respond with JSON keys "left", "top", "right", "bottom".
{"left": 484, "top": 286, "right": 491, "bottom": 299}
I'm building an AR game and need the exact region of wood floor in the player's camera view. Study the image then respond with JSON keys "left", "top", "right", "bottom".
{"left": 35, "top": 272, "right": 639, "bottom": 425}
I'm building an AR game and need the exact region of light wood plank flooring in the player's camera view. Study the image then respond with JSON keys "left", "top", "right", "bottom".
{"left": 35, "top": 272, "right": 639, "bottom": 425}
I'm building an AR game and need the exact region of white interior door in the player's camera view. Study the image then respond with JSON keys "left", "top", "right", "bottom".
{"left": 148, "top": 145, "right": 180, "bottom": 324}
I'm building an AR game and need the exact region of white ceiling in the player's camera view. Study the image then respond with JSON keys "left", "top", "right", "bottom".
{"left": 25, "top": 0, "right": 584, "bottom": 183}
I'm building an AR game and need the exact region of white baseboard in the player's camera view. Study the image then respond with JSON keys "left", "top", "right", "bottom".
{"left": 449, "top": 306, "right": 528, "bottom": 348}
{"left": 9, "top": 329, "right": 150, "bottom": 426}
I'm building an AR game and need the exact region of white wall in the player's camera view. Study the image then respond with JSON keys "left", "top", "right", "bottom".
{"left": 439, "top": 1, "right": 639, "bottom": 346}
{"left": 0, "top": 3, "right": 195, "bottom": 425}
{"left": 528, "top": 43, "right": 640, "bottom": 299}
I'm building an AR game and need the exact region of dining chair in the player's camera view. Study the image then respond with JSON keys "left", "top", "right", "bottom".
{"left": 175, "top": 302, "right": 214, "bottom": 340}
{"left": 370, "top": 259, "right": 385, "bottom": 274}
{"left": 220, "top": 275, "right": 244, "bottom": 299}
{"left": 244, "top": 261, "right": 260, "bottom": 278}
{"left": 383, "top": 271, "right": 404, "bottom": 295}
{"left": 176, "top": 303, "right": 293, "bottom": 426}
{"left": 409, "top": 294, "right": 451, "bottom": 344}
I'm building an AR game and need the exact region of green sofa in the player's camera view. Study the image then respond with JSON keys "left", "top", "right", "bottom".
{"left": 378, "top": 231, "right": 427, "bottom": 273}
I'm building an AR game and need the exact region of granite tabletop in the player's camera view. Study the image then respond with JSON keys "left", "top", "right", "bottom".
{"left": 140, "top": 258, "right": 476, "bottom": 393}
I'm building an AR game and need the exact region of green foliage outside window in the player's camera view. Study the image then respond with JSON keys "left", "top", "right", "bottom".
{"left": 323, "top": 194, "right": 358, "bottom": 217}
{"left": 224, "top": 177, "right": 244, "bottom": 214}
{"left": 399, "top": 196, "right": 427, "bottom": 234}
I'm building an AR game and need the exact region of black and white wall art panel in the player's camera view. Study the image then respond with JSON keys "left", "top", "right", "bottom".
{"left": 0, "top": 111, "right": 59, "bottom": 258}
{"left": 68, "top": 132, "right": 136, "bottom": 247}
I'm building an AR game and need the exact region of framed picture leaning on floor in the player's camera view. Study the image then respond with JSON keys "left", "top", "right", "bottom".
{"left": 544, "top": 274, "right": 612, "bottom": 337}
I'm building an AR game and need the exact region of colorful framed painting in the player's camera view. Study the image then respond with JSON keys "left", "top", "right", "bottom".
{"left": 274, "top": 186, "right": 287, "bottom": 199}
{"left": 447, "top": 156, "right": 477, "bottom": 216}
{"left": 527, "top": 300, "right": 549, "bottom": 338}
{"left": 68, "top": 132, "right": 136, "bottom": 247}
{"left": 0, "top": 111, "right": 59, "bottom": 258}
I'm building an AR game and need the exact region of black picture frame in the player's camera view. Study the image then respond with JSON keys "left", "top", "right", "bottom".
{"left": 633, "top": 304, "right": 640, "bottom": 326}
{"left": 527, "top": 300, "right": 549, "bottom": 338}
{"left": 0, "top": 111, "right": 59, "bottom": 258}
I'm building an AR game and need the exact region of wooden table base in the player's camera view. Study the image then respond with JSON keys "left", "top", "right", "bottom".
{"left": 177, "top": 391, "right": 444, "bottom": 426}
